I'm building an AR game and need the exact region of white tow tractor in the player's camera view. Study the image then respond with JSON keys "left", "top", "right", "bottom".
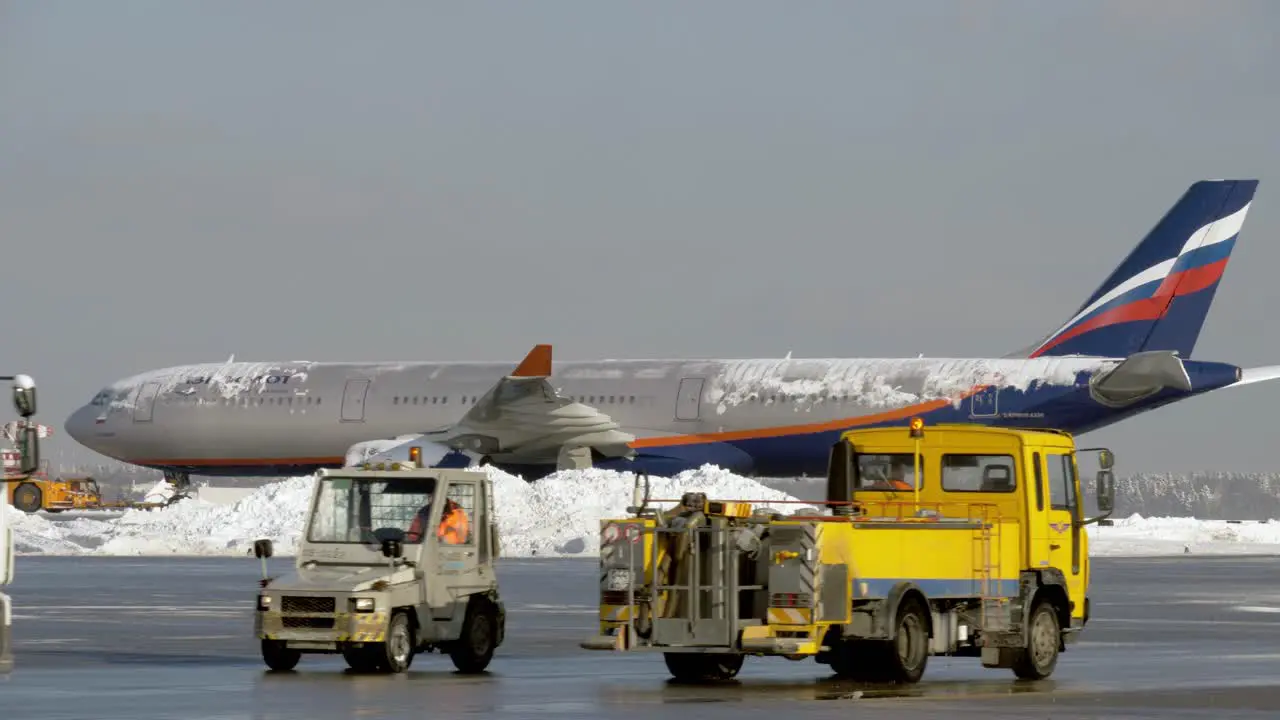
{"left": 252, "top": 457, "right": 505, "bottom": 674}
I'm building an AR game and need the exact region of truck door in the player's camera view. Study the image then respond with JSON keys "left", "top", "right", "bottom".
{"left": 1026, "top": 451, "right": 1051, "bottom": 570}
{"left": 1044, "top": 452, "right": 1084, "bottom": 600}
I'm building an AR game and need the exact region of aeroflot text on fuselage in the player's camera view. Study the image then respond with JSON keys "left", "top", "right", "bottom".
{"left": 180, "top": 374, "right": 303, "bottom": 386}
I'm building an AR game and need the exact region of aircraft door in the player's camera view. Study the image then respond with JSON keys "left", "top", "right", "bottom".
{"left": 132, "top": 382, "right": 162, "bottom": 423}
{"left": 341, "top": 379, "right": 370, "bottom": 422}
{"left": 675, "top": 377, "right": 703, "bottom": 421}
{"left": 970, "top": 386, "right": 999, "bottom": 418}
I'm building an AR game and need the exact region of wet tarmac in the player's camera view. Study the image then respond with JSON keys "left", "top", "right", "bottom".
{"left": 4, "top": 554, "right": 1280, "bottom": 718}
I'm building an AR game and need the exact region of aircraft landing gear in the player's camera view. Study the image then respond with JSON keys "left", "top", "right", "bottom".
{"left": 164, "top": 470, "right": 193, "bottom": 504}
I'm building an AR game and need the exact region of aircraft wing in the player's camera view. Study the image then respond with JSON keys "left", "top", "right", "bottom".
{"left": 349, "top": 344, "right": 637, "bottom": 470}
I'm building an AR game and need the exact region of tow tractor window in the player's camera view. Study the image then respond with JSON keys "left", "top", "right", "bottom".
{"left": 855, "top": 453, "right": 923, "bottom": 491}
{"left": 941, "top": 454, "right": 1017, "bottom": 493}
{"left": 308, "top": 476, "right": 437, "bottom": 544}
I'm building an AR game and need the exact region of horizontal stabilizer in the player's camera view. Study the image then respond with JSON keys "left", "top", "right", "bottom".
{"left": 1223, "top": 364, "right": 1280, "bottom": 391}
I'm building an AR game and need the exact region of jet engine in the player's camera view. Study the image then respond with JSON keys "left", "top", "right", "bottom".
{"left": 344, "top": 435, "right": 476, "bottom": 469}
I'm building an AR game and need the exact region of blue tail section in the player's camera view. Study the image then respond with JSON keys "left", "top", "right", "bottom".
{"left": 1027, "top": 179, "right": 1258, "bottom": 359}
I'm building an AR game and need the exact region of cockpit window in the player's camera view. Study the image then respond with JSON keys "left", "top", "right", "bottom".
{"left": 90, "top": 391, "right": 112, "bottom": 406}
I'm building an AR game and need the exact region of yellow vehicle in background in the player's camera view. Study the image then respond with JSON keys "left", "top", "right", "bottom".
{"left": 581, "top": 419, "right": 1117, "bottom": 684}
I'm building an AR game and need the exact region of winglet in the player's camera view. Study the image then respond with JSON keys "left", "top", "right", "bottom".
{"left": 512, "top": 344, "right": 553, "bottom": 377}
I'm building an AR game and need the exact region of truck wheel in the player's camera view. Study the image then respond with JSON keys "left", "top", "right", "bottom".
{"left": 828, "top": 639, "right": 881, "bottom": 681}
{"left": 662, "top": 652, "right": 744, "bottom": 682}
{"left": 12, "top": 483, "right": 41, "bottom": 514}
{"left": 883, "top": 596, "right": 929, "bottom": 684}
{"left": 261, "top": 639, "right": 300, "bottom": 672}
{"left": 374, "top": 611, "right": 415, "bottom": 673}
{"left": 449, "top": 598, "right": 498, "bottom": 673}
{"left": 1013, "top": 599, "right": 1060, "bottom": 680}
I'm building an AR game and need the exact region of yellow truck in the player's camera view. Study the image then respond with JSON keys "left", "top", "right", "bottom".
{"left": 581, "top": 419, "right": 1117, "bottom": 684}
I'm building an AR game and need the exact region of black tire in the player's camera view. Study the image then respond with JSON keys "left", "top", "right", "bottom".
{"left": 883, "top": 597, "right": 930, "bottom": 684}
{"left": 12, "top": 483, "right": 41, "bottom": 514}
{"left": 449, "top": 598, "right": 498, "bottom": 674}
{"left": 373, "top": 611, "right": 415, "bottom": 674}
{"left": 341, "top": 644, "right": 384, "bottom": 673}
{"left": 261, "top": 639, "right": 301, "bottom": 672}
{"left": 828, "top": 639, "right": 882, "bottom": 681}
{"left": 1013, "top": 599, "right": 1061, "bottom": 680}
{"left": 662, "top": 652, "right": 744, "bottom": 682}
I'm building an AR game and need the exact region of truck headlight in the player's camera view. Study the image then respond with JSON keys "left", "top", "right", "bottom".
{"left": 351, "top": 597, "right": 375, "bottom": 613}
{"left": 257, "top": 595, "right": 271, "bottom": 611}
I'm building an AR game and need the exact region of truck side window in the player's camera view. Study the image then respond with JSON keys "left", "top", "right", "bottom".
{"left": 1033, "top": 452, "right": 1044, "bottom": 511}
{"left": 855, "top": 453, "right": 922, "bottom": 491}
{"left": 940, "top": 454, "right": 1016, "bottom": 493}
{"left": 1046, "top": 453, "right": 1076, "bottom": 512}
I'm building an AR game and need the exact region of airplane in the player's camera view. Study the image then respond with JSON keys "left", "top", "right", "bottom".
{"left": 64, "top": 179, "right": 1280, "bottom": 494}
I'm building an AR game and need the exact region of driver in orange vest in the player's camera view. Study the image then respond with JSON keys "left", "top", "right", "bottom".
{"left": 406, "top": 498, "right": 470, "bottom": 545}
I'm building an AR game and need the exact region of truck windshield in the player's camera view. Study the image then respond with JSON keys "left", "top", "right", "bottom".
{"left": 308, "top": 476, "right": 438, "bottom": 544}
{"left": 855, "top": 453, "right": 922, "bottom": 491}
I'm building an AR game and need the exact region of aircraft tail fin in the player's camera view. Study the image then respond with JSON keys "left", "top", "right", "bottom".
{"left": 1023, "top": 179, "right": 1258, "bottom": 359}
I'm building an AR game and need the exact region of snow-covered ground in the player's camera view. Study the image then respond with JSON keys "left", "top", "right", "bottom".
{"left": 5, "top": 465, "right": 1280, "bottom": 558}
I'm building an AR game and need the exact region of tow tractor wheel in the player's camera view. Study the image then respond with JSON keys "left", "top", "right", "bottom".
{"left": 882, "top": 596, "right": 929, "bottom": 684}
{"left": 449, "top": 596, "right": 499, "bottom": 674}
{"left": 261, "top": 639, "right": 301, "bottom": 672}
{"left": 1012, "top": 598, "right": 1061, "bottom": 680}
{"left": 663, "top": 652, "right": 744, "bottom": 683}
{"left": 377, "top": 611, "right": 416, "bottom": 673}
{"left": 12, "top": 483, "right": 42, "bottom": 514}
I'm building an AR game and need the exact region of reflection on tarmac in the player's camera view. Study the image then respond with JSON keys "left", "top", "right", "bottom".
{"left": 8, "top": 555, "right": 1280, "bottom": 719}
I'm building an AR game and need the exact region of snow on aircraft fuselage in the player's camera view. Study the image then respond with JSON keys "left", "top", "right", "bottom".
{"left": 64, "top": 179, "right": 1280, "bottom": 484}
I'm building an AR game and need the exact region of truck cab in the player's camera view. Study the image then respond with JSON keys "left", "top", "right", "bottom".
{"left": 827, "top": 420, "right": 1116, "bottom": 635}
{"left": 252, "top": 461, "right": 505, "bottom": 674}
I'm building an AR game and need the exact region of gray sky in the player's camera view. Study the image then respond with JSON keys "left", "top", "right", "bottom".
{"left": 3, "top": 0, "right": 1279, "bottom": 474}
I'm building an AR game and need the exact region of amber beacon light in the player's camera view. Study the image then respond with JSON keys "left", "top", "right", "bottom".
{"left": 908, "top": 417, "right": 925, "bottom": 438}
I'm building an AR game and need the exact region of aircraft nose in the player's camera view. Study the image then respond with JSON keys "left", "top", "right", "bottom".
{"left": 64, "top": 404, "right": 100, "bottom": 449}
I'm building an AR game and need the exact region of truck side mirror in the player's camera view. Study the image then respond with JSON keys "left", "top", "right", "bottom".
{"left": 1097, "top": 449, "right": 1114, "bottom": 470}
{"left": 11, "top": 375, "right": 36, "bottom": 418}
{"left": 381, "top": 537, "right": 404, "bottom": 559}
{"left": 489, "top": 523, "right": 500, "bottom": 557}
{"left": 1096, "top": 469, "right": 1115, "bottom": 513}
{"left": 253, "top": 539, "right": 274, "bottom": 559}
{"left": 826, "top": 440, "right": 853, "bottom": 515}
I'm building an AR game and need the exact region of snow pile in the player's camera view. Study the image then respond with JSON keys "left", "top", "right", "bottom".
{"left": 1087, "top": 513, "right": 1280, "bottom": 556}
{"left": 10, "top": 466, "right": 1280, "bottom": 559}
{"left": 5, "top": 465, "right": 804, "bottom": 558}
